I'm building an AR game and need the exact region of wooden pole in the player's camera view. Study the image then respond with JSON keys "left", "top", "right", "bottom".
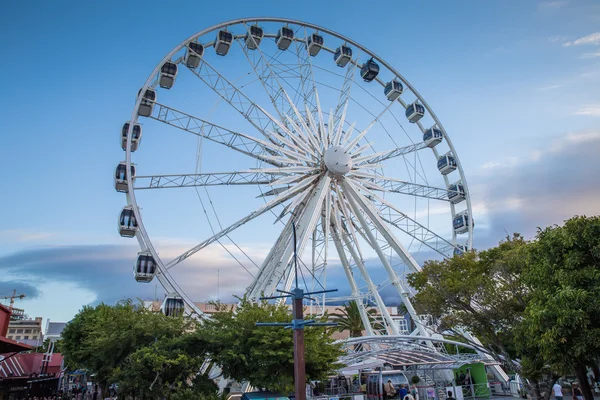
{"left": 293, "top": 294, "right": 306, "bottom": 400}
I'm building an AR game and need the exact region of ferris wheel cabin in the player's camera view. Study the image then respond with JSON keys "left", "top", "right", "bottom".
{"left": 453, "top": 244, "right": 468, "bottom": 256}
{"left": 161, "top": 295, "right": 184, "bottom": 317}
{"left": 423, "top": 127, "right": 443, "bottom": 148}
{"left": 334, "top": 45, "right": 352, "bottom": 67}
{"left": 437, "top": 153, "right": 457, "bottom": 175}
{"left": 384, "top": 79, "right": 403, "bottom": 101}
{"left": 114, "top": 162, "right": 135, "bottom": 193}
{"left": 306, "top": 33, "right": 324, "bottom": 56}
{"left": 134, "top": 251, "right": 157, "bottom": 283}
{"left": 119, "top": 206, "right": 138, "bottom": 238}
{"left": 137, "top": 88, "right": 156, "bottom": 117}
{"left": 215, "top": 30, "right": 233, "bottom": 56}
{"left": 453, "top": 213, "right": 473, "bottom": 234}
{"left": 360, "top": 59, "right": 380, "bottom": 82}
{"left": 245, "top": 25, "right": 264, "bottom": 50}
{"left": 447, "top": 182, "right": 466, "bottom": 204}
{"left": 276, "top": 26, "right": 294, "bottom": 50}
{"left": 405, "top": 101, "right": 425, "bottom": 123}
{"left": 121, "top": 123, "right": 142, "bottom": 152}
{"left": 184, "top": 42, "right": 204, "bottom": 69}
{"left": 159, "top": 62, "right": 178, "bottom": 89}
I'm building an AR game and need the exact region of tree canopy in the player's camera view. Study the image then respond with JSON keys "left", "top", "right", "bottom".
{"left": 407, "top": 234, "right": 528, "bottom": 364}
{"left": 330, "top": 301, "right": 379, "bottom": 337}
{"left": 61, "top": 300, "right": 213, "bottom": 398}
{"left": 518, "top": 216, "right": 600, "bottom": 400}
{"left": 201, "top": 298, "right": 343, "bottom": 393}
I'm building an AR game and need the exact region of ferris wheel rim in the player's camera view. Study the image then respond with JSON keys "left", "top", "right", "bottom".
{"left": 122, "top": 17, "right": 473, "bottom": 319}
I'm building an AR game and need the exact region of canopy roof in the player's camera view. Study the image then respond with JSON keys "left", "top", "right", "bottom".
{"left": 0, "top": 336, "right": 33, "bottom": 353}
{"left": 338, "top": 335, "right": 498, "bottom": 372}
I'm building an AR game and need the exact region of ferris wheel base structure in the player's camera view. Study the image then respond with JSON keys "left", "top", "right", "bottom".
{"left": 113, "top": 17, "right": 504, "bottom": 383}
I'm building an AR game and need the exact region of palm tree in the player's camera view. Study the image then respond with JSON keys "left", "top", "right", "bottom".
{"left": 330, "top": 301, "right": 378, "bottom": 337}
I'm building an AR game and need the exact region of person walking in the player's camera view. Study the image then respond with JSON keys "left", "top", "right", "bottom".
{"left": 552, "top": 381, "right": 563, "bottom": 400}
{"left": 447, "top": 391, "right": 456, "bottom": 400}
{"left": 384, "top": 380, "right": 397, "bottom": 399}
{"left": 399, "top": 384, "right": 408, "bottom": 400}
{"left": 572, "top": 383, "right": 583, "bottom": 400}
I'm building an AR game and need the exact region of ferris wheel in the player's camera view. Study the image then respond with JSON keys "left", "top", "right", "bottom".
{"left": 115, "top": 18, "right": 474, "bottom": 333}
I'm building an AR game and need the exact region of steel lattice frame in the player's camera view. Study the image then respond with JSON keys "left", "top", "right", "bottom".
{"left": 121, "top": 18, "right": 474, "bottom": 337}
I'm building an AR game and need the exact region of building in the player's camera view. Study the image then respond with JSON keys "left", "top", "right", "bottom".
{"left": 6, "top": 317, "right": 44, "bottom": 347}
{"left": 45, "top": 320, "right": 67, "bottom": 342}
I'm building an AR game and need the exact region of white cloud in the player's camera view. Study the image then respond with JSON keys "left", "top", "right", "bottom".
{"left": 0, "top": 229, "right": 57, "bottom": 242}
{"left": 581, "top": 51, "right": 600, "bottom": 58}
{"left": 563, "top": 32, "right": 600, "bottom": 47}
{"left": 539, "top": 0, "right": 569, "bottom": 9}
{"left": 575, "top": 106, "right": 600, "bottom": 116}
{"left": 537, "top": 84, "right": 563, "bottom": 91}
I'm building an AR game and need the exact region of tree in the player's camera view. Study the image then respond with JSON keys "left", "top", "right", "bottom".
{"left": 407, "top": 234, "right": 529, "bottom": 365}
{"left": 519, "top": 216, "right": 600, "bottom": 400}
{"left": 330, "top": 301, "right": 378, "bottom": 337}
{"left": 201, "top": 297, "right": 343, "bottom": 393}
{"left": 113, "top": 334, "right": 217, "bottom": 399}
{"left": 61, "top": 300, "right": 208, "bottom": 397}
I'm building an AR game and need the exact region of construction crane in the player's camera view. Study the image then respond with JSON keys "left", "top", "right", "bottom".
{"left": 1, "top": 289, "right": 26, "bottom": 310}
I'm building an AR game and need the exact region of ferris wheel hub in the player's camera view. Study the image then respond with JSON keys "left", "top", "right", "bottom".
{"left": 324, "top": 146, "right": 352, "bottom": 176}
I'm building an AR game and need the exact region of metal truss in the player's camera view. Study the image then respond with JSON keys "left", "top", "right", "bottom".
{"left": 134, "top": 170, "right": 301, "bottom": 190}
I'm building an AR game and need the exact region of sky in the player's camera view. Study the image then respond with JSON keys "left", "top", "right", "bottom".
{"left": 1, "top": 0, "right": 599, "bottom": 324}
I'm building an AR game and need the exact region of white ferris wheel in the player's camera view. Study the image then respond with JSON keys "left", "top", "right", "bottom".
{"left": 115, "top": 18, "right": 474, "bottom": 336}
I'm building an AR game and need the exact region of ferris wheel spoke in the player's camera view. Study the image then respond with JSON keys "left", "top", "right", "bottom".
{"left": 189, "top": 58, "right": 292, "bottom": 149}
{"left": 341, "top": 180, "right": 432, "bottom": 341}
{"left": 342, "top": 179, "right": 421, "bottom": 272}
{"left": 165, "top": 174, "right": 321, "bottom": 270}
{"left": 133, "top": 170, "right": 305, "bottom": 190}
{"left": 368, "top": 191, "right": 457, "bottom": 258}
{"left": 150, "top": 102, "right": 290, "bottom": 167}
{"left": 264, "top": 176, "right": 332, "bottom": 295}
{"left": 339, "top": 224, "right": 399, "bottom": 335}
{"left": 237, "top": 23, "right": 309, "bottom": 135}
{"left": 332, "top": 52, "right": 361, "bottom": 137}
{"left": 355, "top": 141, "right": 431, "bottom": 166}
{"left": 250, "top": 178, "right": 327, "bottom": 298}
{"left": 247, "top": 216, "right": 295, "bottom": 299}
{"left": 349, "top": 174, "right": 455, "bottom": 202}
{"left": 329, "top": 216, "right": 375, "bottom": 336}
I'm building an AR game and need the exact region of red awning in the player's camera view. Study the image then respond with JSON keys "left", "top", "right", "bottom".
{"left": 0, "top": 336, "right": 33, "bottom": 353}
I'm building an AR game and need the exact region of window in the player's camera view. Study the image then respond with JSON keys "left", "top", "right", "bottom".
{"left": 24, "top": 335, "right": 29, "bottom": 340}
{"left": 17, "top": 329, "right": 23, "bottom": 334}
{"left": 31, "top": 335, "right": 37, "bottom": 339}
{"left": 8, "top": 329, "right": 15, "bottom": 334}
{"left": 7, "top": 336, "right": 13, "bottom": 339}
{"left": 15, "top": 336, "right": 21, "bottom": 340}
{"left": 25, "top": 329, "right": 31, "bottom": 334}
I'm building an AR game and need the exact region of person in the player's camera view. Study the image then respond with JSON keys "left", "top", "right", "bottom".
{"left": 459, "top": 371, "right": 466, "bottom": 386}
{"left": 447, "top": 391, "right": 456, "bottom": 400}
{"left": 411, "top": 384, "right": 419, "bottom": 400}
{"left": 572, "top": 383, "right": 583, "bottom": 400}
{"left": 384, "top": 380, "right": 397, "bottom": 399}
{"left": 400, "top": 384, "right": 408, "bottom": 400}
{"left": 552, "top": 380, "right": 563, "bottom": 400}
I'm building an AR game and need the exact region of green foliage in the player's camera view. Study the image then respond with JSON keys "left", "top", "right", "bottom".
{"left": 201, "top": 297, "right": 343, "bottom": 393}
{"left": 330, "top": 301, "right": 379, "bottom": 337}
{"left": 113, "top": 334, "right": 217, "bottom": 399}
{"left": 518, "top": 216, "right": 600, "bottom": 399}
{"left": 411, "top": 375, "right": 420, "bottom": 384}
{"left": 61, "top": 300, "right": 213, "bottom": 398}
{"left": 407, "top": 234, "right": 528, "bottom": 363}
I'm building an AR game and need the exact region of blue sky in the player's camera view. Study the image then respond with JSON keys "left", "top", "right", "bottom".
{"left": 1, "top": 0, "right": 599, "bottom": 324}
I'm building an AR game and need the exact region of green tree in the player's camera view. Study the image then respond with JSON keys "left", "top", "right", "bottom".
{"left": 519, "top": 216, "right": 600, "bottom": 400}
{"left": 407, "top": 234, "right": 529, "bottom": 365}
{"left": 201, "top": 297, "right": 343, "bottom": 393}
{"left": 330, "top": 301, "right": 378, "bottom": 337}
{"left": 113, "top": 334, "right": 217, "bottom": 399}
{"left": 61, "top": 300, "right": 205, "bottom": 396}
